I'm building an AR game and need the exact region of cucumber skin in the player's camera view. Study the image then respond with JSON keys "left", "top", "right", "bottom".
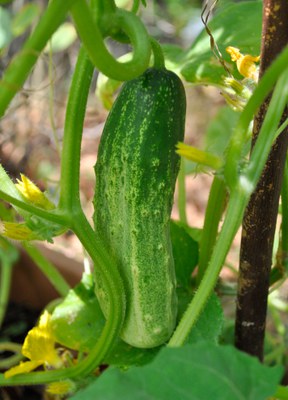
{"left": 93, "top": 68, "right": 186, "bottom": 348}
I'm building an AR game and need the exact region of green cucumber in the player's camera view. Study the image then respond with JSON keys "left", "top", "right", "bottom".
{"left": 93, "top": 67, "right": 186, "bottom": 348}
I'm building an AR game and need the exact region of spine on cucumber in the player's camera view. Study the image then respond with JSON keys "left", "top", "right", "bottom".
{"left": 93, "top": 67, "right": 186, "bottom": 348}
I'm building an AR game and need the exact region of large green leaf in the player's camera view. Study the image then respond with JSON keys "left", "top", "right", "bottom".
{"left": 71, "top": 342, "right": 283, "bottom": 400}
{"left": 187, "top": 293, "right": 223, "bottom": 345}
{"left": 180, "top": 1, "right": 262, "bottom": 86}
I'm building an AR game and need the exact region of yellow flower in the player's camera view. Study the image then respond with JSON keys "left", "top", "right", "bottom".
{"left": 226, "top": 46, "right": 260, "bottom": 81}
{"left": 46, "top": 380, "right": 76, "bottom": 396}
{"left": 16, "top": 174, "right": 55, "bottom": 210}
{"left": 176, "top": 142, "right": 223, "bottom": 170}
{"left": 5, "top": 311, "right": 62, "bottom": 378}
{"left": 1, "top": 222, "right": 37, "bottom": 241}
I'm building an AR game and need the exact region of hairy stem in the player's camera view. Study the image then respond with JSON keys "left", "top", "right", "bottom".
{"left": 197, "top": 176, "right": 226, "bottom": 284}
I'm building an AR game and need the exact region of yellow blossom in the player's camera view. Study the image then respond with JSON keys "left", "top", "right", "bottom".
{"left": 5, "top": 311, "right": 62, "bottom": 378}
{"left": 1, "top": 222, "right": 37, "bottom": 241}
{"left": 176, "top": 142, "right": 223, "bottom": 170}
{"left": 46, "top": 380, "right": 76, "bottom": 396}
{"left": 16, "top": 174, "right": 55, "bottom": 210}
{"left": 226, "top": 46, "right": 260, "bottom": 81}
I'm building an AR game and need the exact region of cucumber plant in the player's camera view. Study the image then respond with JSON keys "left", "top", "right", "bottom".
{"left": 0, "top": 0, "right": 288, "bottom": 398}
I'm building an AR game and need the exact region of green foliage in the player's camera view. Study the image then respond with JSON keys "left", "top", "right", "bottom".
{"left": 186, "top": 293, "right": 223, "bottom": 345}
{"left": 185, "top": 106, "right": 240, "bottom": 174}
{"left": 164, "top": 1, "right": 262, "bottom": 86}
{"left": 170, "top": 220, "right": 198, "bottom": 288}
{"left": 51, "top": 274, "right": 105, "bottom": 353}
{"left": 51, "top": 273, "right": 159, "bottom": 367}
{"left": 204, "top": 106, "right": 240, "bottom": 157}
{"left": 71, "top": 342, "right": 283, "bottom": 400}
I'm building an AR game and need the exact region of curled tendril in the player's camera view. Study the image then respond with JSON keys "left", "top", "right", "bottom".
{"left": 71, "top": 2, "right": 151, "bottom": 81}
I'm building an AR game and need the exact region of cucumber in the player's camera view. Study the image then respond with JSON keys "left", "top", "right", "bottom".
{"left": 93, "top": 67, "right": 186, "bottom": 348}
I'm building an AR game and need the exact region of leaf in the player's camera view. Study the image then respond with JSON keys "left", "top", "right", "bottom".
{"left": 51, "top": 273, "right": 159, "bottom": 366}
{"left": 184, "top": 106, "right": 241, "bottom": 175}
{"left": 71, "top": 342, "right": 283, "bottom": 400}
{"left": 0, "top": 7, "right": 12, "bottom": 49}
{"left": 180, "top": 1, "right": 262, "bottom": 86}
{"left": 205, "top": 105, "right": 240, "bottom": 157}
{"left": 170, "top": 220, "right": 198, "bottom": 289}
{"left": 11, "top": 4, "right": 40, "bottom": 37}
{"left": 105, "top": 339, "right": 159, "bottom": 367}
{"left": 51, "top": 273, "right": 105, "bottom": 352}
{"left": 187, "top": 293, "right": 223, "bottom": 345}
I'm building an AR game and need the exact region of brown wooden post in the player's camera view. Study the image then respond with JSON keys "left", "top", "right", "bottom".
{"left": 235, "top": 0, "right": 288, "bottom": 360}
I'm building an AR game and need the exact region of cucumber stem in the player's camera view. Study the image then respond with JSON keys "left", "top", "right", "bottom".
{"left": 197, "top": 176, "right": 226, "bottom": 284}
{"left": 70, "top": 3, "right": 151, "bottom": 80}
{"left": 150, "top": 37, "right": 166, "bottom": 69}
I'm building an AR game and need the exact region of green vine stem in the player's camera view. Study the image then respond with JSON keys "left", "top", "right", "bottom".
{"left": 58, "top": 47, "right": 93, "bottom": 212}
{"left": 22, "top": 243, "right": 70, "bottom": 298}
{"left": 70, "top": 3, "right": 151, "bottom": 80}
{"left": 0, "top": 0, "right": 151, "bottom": 117}
{"left": 93, "top": 0, "right": 116, "bottom": 16}
{"left": 0, "top": 0, "right": 79, "bottom": 117}
{"left": 0, "top": 259, "right": 13, "bottom": 328}
{"left": 168, "top": 68, "right": 288, "bottom": 347}
{"left": 150, "top": 37, "right": 166, "bottom": 69}
{"left": 0, "top": 343, "right": 23, "bottom": 370}
{"left": 197, "top": 176, "right": 226, "bottom": 284}
{"left": 132, "top": 0, "right": 140, "bottom": 13}
{"left": 0, "top": 190, "right": 68, "bottom": 226}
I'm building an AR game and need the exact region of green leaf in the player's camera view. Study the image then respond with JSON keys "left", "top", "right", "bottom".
{"left": 170, "top": 220, "right": 198, "bottom": 289}
{"left": 205, "top": 106, "right": 240, "bottom": 157}
{"left": 105, "top": 339, "right": 159, "bottom": 367}
{"left": 181, "top": 1, "right": 262, "bottom": 86}
{"left": 51, "top": 273, "right": 105, "bottom": 352}
{"left": 45, "top": 22, "right": 77, "bottom": 53}
{"left": 187, "top": 293, "right": 223, "bottom": 344}
{"left": 51, "top": 273, "right": 159, "bottom": 366}
{"left": 0, "top": 7, "right": 12, "bottom": 49}
{"left": 273, "top": 385, "right": 288, "bottom": 400}
{"left": 11, "top": 4, "right": 40, "bottom": 37}
{"left": 71, "top": 342, "right": 283, "bottom": 400}
{"left": 184, "top": 106, "right": 241, "bottom": 174}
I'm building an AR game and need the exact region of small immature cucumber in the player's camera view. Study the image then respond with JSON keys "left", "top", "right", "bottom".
{"left": 93, "top": 67, "right": 186, "bottom": 348}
